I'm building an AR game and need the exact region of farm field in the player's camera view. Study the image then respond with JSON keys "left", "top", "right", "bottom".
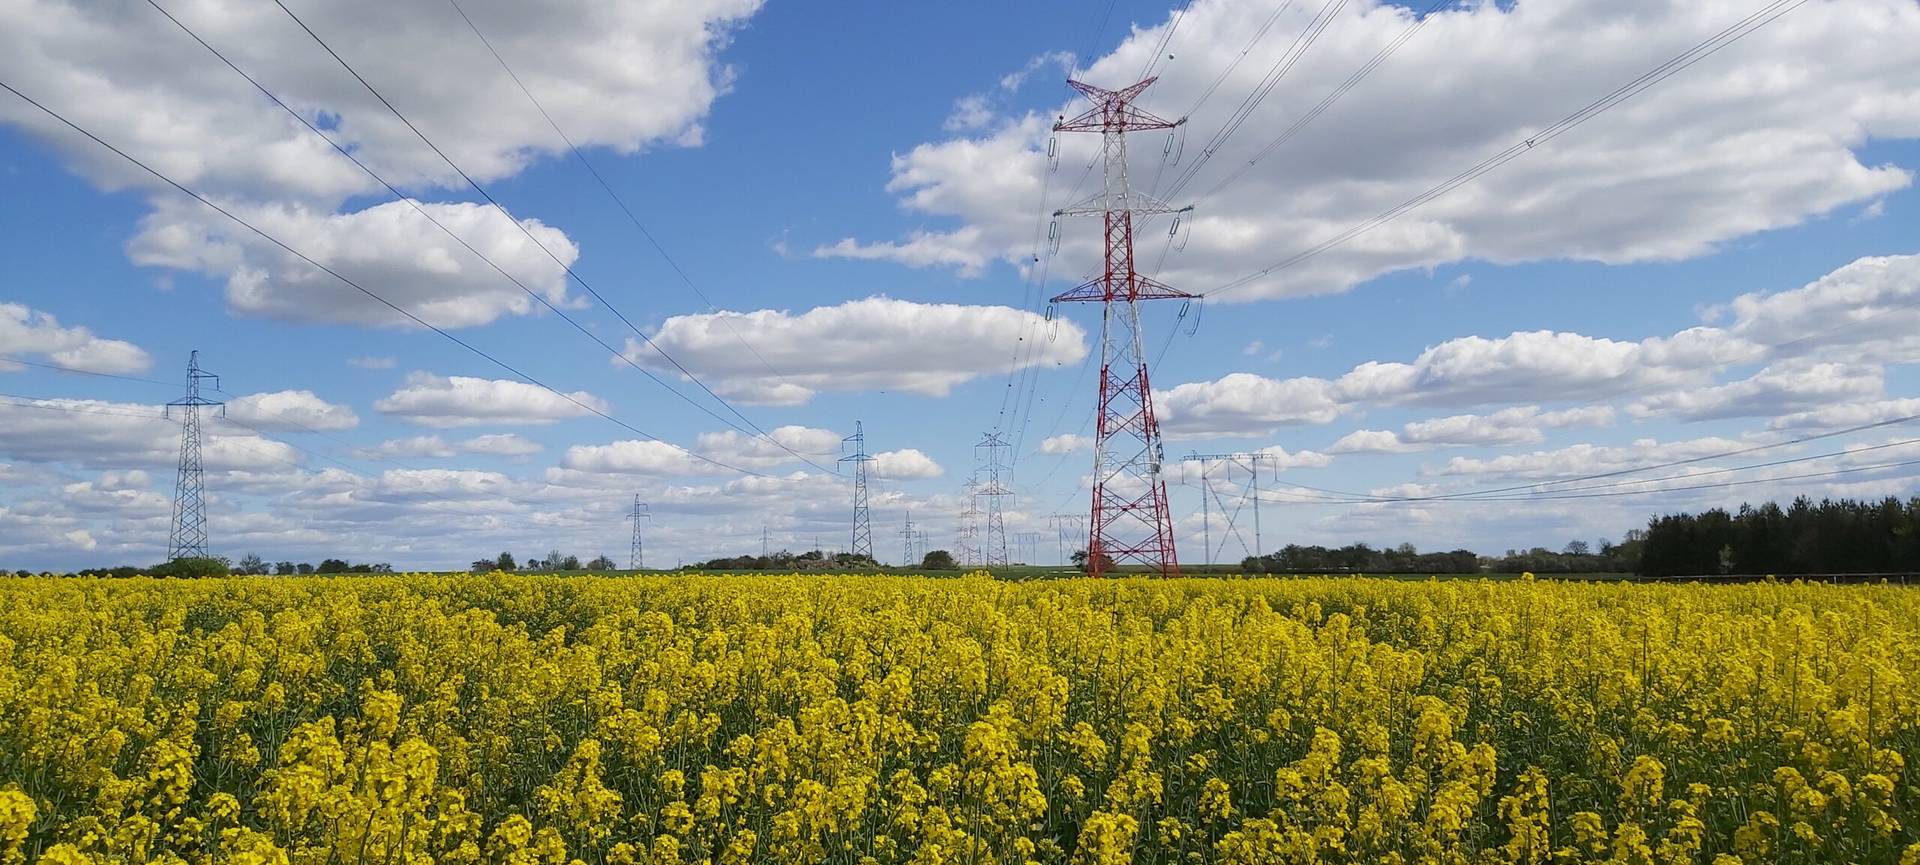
{"left": 1, "top": 574, "right": 1916, "bottom": 865}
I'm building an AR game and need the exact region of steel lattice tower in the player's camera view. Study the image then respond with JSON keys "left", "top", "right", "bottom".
{"left": 1049, "top": 77, "right": 1194, "bottom": 578}
{"left": 958, "top": 478, "right": 983, "bottom": 566}
{"left": 900, "top": 509, "right": 917, "bottom": 566}
{"left": 627, "top": 496, "right": 650, "bottom": 570}
{"left": 841, "top": 421, "right": 874, "bottom": 559}
{"left": 975, "top": 432, "right": 1013, "bottom": 568}
{"left": 165, "top": 350, "right": 224, "bottom": 561}
{"left": 1181, "top": 452, "right": 1276, "bottom": 566}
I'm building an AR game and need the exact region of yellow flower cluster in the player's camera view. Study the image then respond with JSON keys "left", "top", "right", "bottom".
{"left": 1, "top": 574, "right": 1917, "bottom": 864}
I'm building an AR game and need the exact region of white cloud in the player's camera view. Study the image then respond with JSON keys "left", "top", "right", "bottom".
{"left": 1041, "top": 433, "right": 1091, "bottom": 455}
{"left": 0, "top": 303, "right": 150, "bottom": 373}
{"left": 0, "top": 0, "right": 763, "bottom": 326}
{"left": 1628, "top": 361, "right": 1884, "bottom": 421}
{"left": 1718, "top": 253, "right": 1920, "bottom": 364}
{"left": 944, "top": 94, "right": 995, "bottom": 132}
{"left": 226, "top": 389, "right": 359, "bottom": 431}
{"left": 0, "top": 0, "right": 763, "bottom": 204}
{"left": 625, "top": 297, "right": 1088, "bottom": 405}
{"left": 1769, "top": 398, "right": 1920, "bottom": 431}
{"left": 871, "top": 448, "right": 944, "bottom": 480}
{"left": 558, "top": 439, "right": 712, "bottom": 477}
{"left": 129, "top": 199, "right": 578, "bottom": 328}
{"left": 1431, "top": 436, "right": 1754, "bottom": 480}
{"left": 460, "top": 433, "right": 543, "bottom": 458}
{"left": 1331, "top": 405, "right": 1616, "bottom": 453}
{"left": 361, "top": 433, "right": 542, "bottom": 459}
{"left": 822, "top": 0, "right": 1920, "bottom": 298}
{"left": 1156, "top": 373, "right": 1345, "bottom": 438}
{"left": 695, "top": 426, "right": 843, "bottom": 470}
{"left": 0, "top": 397, "right": 298, "bottom": 470}
{"left": 374, "top": 372, "right": 608, "bottom": 427}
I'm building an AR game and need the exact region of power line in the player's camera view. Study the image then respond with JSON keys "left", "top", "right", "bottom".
{"left": 1161, "top": 0, "right": 1349, "bottom": 199}
{"left": 1205, "top": 0, "right": 1812, "bottom": 299}
{"left": 136, "top": 0, "right": 798, "bottom": 473}
{"left": 439, "top": 0, "right": 799, "bottom": 391}
{"left": 0, "top": 76, "right": 770, "bottom": 479}
{"left": 0, "top": 356, "right": 178, "bottom": 387}
{"left": 264, "top": 0, "right": 832, "bottom": 474}
{"left": 1188, "top": 0, "right": 1452, "bottom": 202}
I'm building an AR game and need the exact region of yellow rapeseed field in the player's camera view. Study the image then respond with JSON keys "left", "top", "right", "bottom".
{"left": 0, "top": 573, "right": 1916, "bottom": 865}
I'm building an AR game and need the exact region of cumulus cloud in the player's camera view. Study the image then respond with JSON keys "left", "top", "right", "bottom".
{"left": 0, "top": 0, "right": 763, "bottom": 324}
{"left": 625, "top": 297, "right": 1088, "bottom": 405}
{"left": 558, "top": 439, "right": 714, "bottom": 477}
{"left": 129, "top": 199, "right": 577, "bottom": 328}
{"left": 1156, "top": 373, "right": 1345, "bottom": 438}
{"left": 1331, "top": 406, "right": 1616, "bottom": 453}
{"left": 1040, "top": 433, "right": 1091, "bottom": 455}
{"left": 819, "top": 0, "right": 1919, "bottom": 298}
{"left": 360, "top": 433, "right": 543, "bottom": 459}
{"left": 0, "top": 397, "right": 299, "bottom": 470}
{"left": 226, "top": 389, "right": 359, "bottom": 431}
{"left": 1769, "top": 398, "right": 1920, "bottom": 431}
{"left": 1628, "top": 361, "right": 1884, "bottom": 421}
{"left": 375, "top": 372, "right": 608, "bottom": 427}
{"left": 1430, "top": 436, "right": 1754, "bottom": 480}
{"left": 871, "top": 448, "right": 944, "bottom": 480}
{"left": 0, "top": 303, "right": 150, "bottom": 373}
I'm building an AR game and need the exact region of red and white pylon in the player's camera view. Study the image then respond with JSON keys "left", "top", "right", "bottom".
{"left": 1049, "top": 77, "right": 1193, "bottom": 578}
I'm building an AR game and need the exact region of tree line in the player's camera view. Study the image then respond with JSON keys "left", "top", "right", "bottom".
{"left": 1637, "top": 496, "right": 1920, "bottom": 577}
{"left": 1239, "top": 538, "right": 1639, "bottom": 575}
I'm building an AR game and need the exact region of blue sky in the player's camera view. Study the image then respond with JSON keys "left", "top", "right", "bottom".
{"left": 2, "top": 0, "right": 1918, "bottom": 570}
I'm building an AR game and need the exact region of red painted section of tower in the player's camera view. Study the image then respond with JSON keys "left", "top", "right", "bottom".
{"left": 1050, "top": 77, "right": 1192, "bottom": 579}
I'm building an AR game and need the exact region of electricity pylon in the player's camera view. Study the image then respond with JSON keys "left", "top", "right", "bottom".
{"left": 1048, "top": 77, "right": 1193, "bottom": 578}
{"left": 975, "top": 432, "right": 1013, "bottom": 568}
{"left": 1181, "top": 452, "right": 1276, "bottom": 566}
{"left": 627, "top": 496, "right": 650, "bottom": 570}
{"left": 165, "top": 350, "right": 223, "bottom": 561}
{"left": 841, "top": 421, "right": 874, "bottom": 559}
{"left": 900, "top": 509, "right": 918, "bottom": 566}
{"left": 958, "top": 478, "right": 983, "bottom": 566}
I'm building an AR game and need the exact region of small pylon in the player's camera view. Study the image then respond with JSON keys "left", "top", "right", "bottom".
{"left": 165, "top": 350, "right": 223, "bottom": 561}
{"left": 841, "top": 421, "right": 875, "bottom": 560}
{"left": 975, "top": 432, "right": 1013, "bottom": 568}
{"left": 627, "top": 496, "right": 651, "bottom": 570}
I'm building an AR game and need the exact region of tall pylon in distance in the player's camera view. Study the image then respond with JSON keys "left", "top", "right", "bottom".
{"left": 1049, "top": 77, "right": 1193, "bottom": 578}
{"left": 958, "top": 478, "right": 983, "bottom": 567}
{"left": 900, "top": 509, "right": 918, "bottom": 566}
{"left": 627, "top": 496, "right": 651, "bottom": 570}
{"left": 840, "top": 421, "right": 874, "bottom": 560}
{"left": 165, "top": 350, "right": 224, "bottom": 561}
{"left": 974, "top": 432, "right": 1013, "bottom": 568}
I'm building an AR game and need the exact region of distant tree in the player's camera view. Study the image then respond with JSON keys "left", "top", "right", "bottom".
{"left": 559, "top": 554, "right": 582, "bottom": 571}
{"left": 471, "top": 558, "right": 497, "bottom": 573}
{"left": 1562, "top": 540, "right": 1591, "bottom": 556}
{"left": 296, "top": 563, "right": 314, "bottom": 575}
{"left": 273, "top": 561, "right": 295, "bottom": 575}
{"left": 495, "top": 551, "right": 517, "bottom": 572}
{"left": 585, "top": 555, "right": 616, "bottom": 571}
{"left": 920, "top": 550, "right": 957, "bottom": 570}
{"left": 152, "top": 556, "right": 229, "bottom": 579}
{"left": 236, "top": 553, "right": 266, "bottom": 575}
{"left": 316, "top": 558, "right": 351, "bottom": 574}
